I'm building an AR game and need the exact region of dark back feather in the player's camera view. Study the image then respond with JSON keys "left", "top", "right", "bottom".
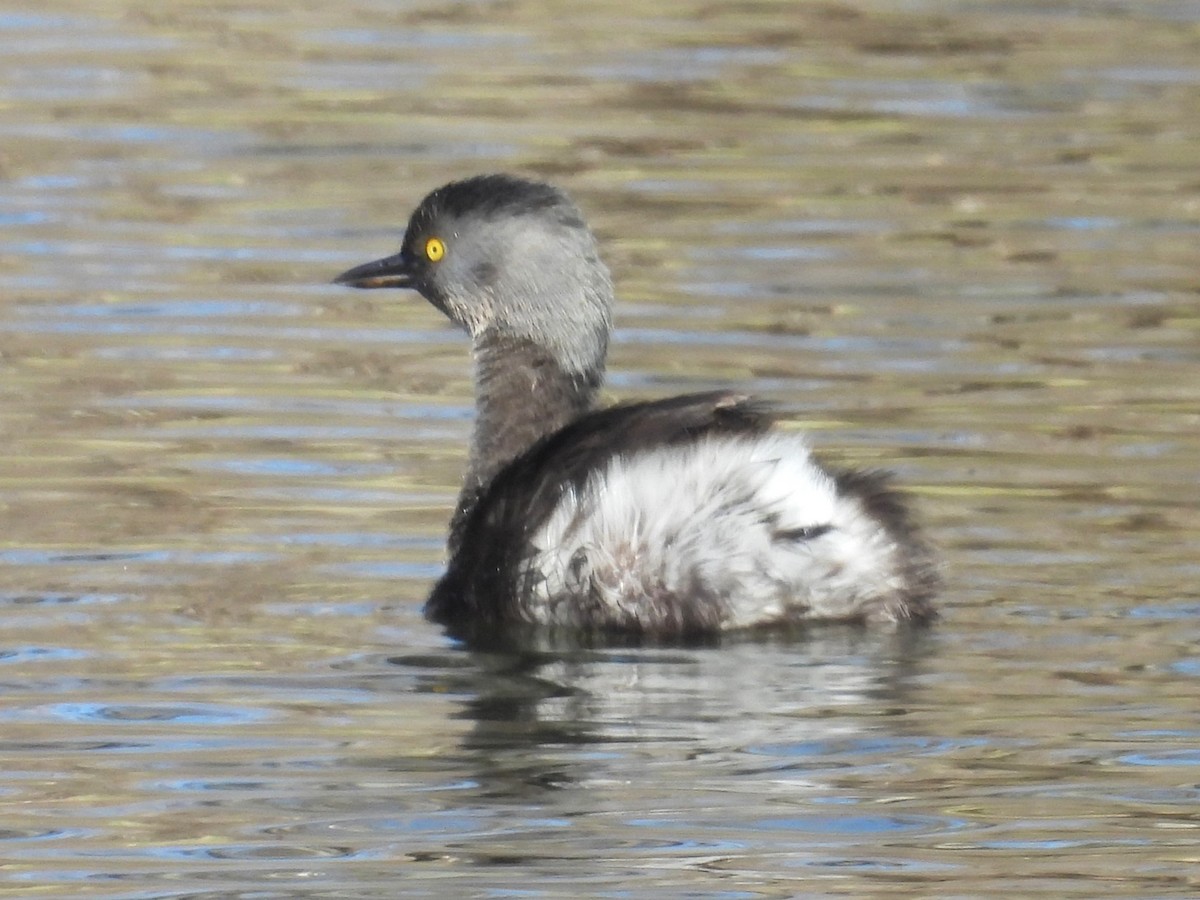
{"left": 830, "top": 468, "right": 940, "bottom": 621}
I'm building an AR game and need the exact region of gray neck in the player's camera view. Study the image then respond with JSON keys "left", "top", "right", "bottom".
{"left": 448, "top": 331, "right": 602, "bottom": 551}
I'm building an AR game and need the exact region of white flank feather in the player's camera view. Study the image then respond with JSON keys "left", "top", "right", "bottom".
{"left": 523, "top": 433, "right": 905, "bottom": 629}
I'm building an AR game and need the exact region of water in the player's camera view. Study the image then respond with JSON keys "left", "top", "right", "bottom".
{"left": 2, "top": 0, "right": 1199, "bottom": 896}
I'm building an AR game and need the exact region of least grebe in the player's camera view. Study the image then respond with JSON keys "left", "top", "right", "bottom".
{"left": 335, "top": 174, "right": 937, "bottom": 636}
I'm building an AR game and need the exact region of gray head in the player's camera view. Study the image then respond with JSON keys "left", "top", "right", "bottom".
{"left": 334, "top": 174, "right": 613, "bottom": 378}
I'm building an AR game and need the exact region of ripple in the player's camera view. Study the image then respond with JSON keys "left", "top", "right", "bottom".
{"left": 788, "top": 856, "right": 956, "bottom": 872}
{"left": 2, "top": 313, "right": 457, "bottom": 348}
{"left": 0, "top": 737, "right": 292, "bottom": 755}
{"left": 584, "top": 46, "right": 786, "bottom": 83}
{"left": 0, "top": 827, "right": 92, "bottom": 843}
{"left": 0, "top": 210, "right": 51, "bottom": 226}
{"left": 241, "top": 531, "right": 438, "bottom": 549}
{"left": 1126, "top": 601, "right": 1200, "bottom": 620}
{"left": 310, "top": 27, "right": 525, "bottom": 51}
{"left": 121, "top": 842, "right": 372, "bottom": 862}
{"left": 0, "top": 549, "right": 275, "bottom": 567}
{"left": 1168, "top": 658, "right": 1200, "bottom": 677}
{"left": 325, "top": 560, "right": 444, "bottom": 581}
{"left": 188, "top": 457, "right": 395, "bottom": 478}
{"left": 748, "top": 735, "right": 989, "bottom": 765}
{"left": 0, "top": 13, "right": 74, "bottom": 28}
{"left": 30, "top": 298, "right": 302, "bottom": 318}
{"left": 93, "top": 344, "right": 279, "bottom": 361}
{"left": 628, "top": 811, "right": 965, "bottom": 836}
{"left": 1118, "top": 748, "right": 1200, "bottom": 768}
{"left": 150, "top": 778, "right": 277, "bottom": 794}
{"left": 0, "top": 593, "right": 125, "bottom": 607}
{"left": 0, "top": 646, "right": 88, "bottom": 664}
{"left": 0, "top": 702, "right": 274, "bottom": 726}
{"left": 103, "top": 393, "right": 463, "bottom": 419}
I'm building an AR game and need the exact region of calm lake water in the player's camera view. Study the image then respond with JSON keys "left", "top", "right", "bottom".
{"left": 2, "top": 0, "right": 1199, "bottom": 896}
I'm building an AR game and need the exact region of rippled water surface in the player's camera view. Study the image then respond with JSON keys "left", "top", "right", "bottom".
{"left": 2, "top": 0, "right": 1199, "bottom": 896}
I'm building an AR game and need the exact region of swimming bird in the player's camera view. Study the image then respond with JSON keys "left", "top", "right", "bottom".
{"left": 334, "top": 174, "right": 937, "bottom": 638}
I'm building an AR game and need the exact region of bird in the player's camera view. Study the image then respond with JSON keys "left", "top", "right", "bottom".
{"left": 334, "top": 174, "right": 937, "bottom": 639}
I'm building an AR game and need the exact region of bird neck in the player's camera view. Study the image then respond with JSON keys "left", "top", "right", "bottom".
{"left": 449, "top": 331, "right": 602, "bottom": 549}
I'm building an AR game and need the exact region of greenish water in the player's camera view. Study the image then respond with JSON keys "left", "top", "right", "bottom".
{"left": 1, "top": 1, "right": 1199, "bottom": 896}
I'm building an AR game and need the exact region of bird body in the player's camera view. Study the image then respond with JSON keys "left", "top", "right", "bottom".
{"left": 334, "top": 174, "right": 937, "bottom": 638}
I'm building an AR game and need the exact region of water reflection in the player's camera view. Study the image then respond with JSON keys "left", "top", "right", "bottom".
{"left": 408, "top": 629, "right": 936, "bottom": 800}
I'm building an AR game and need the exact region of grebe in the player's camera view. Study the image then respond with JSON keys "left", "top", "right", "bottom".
{"left": 334, "top": 174, "right": 937, "bottom": 637}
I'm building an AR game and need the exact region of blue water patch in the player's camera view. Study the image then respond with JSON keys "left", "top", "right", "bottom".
{"left": 0, "top": 826, "right": 91, "bottom": 844}
{"left": 584, "top": 46, "right": 786, "bottom": 83}
{"left": 1169, "top": 658, "right": 1200, "bottom": 677}
{"left": 138, "top": 842, "right": 369, "bottom": 862}
{"left": 615, "top": 328, "right": 952, "bottom": 375}
{"left": 625, "top": 177, "right": 717, "bottom": 196}
{"left": 0, "top": 646, "right": 88, "bottom": 664}
{"left": 1103, "top": 785, "right": 1200, "bottom": 805}
{"left": 1043, "top": 216, "right": 1123, "bottom": 230}
{"left": 59, "top": 703, "right": 271, "bottom": 726}
{"left": 189, "top": 457, "right": 394, "bottom": 478}
{"left": 60, "top": 123, "right": 224, "bottom": 144}
{"left": 14, "top": 174, "right": 84, "bottom": 190}
{"left": 615, "top": 326, "right": 807, "bottom": 348}
{"left": 976, "top": 838, "right": 1090, "bottom": 851}
{"left": 716, "top": 217, "right": 890, "bottom": 237}
{"left": 4, "top": 66, "right": 133, "bottom": 102}
{"left": 0, "top": 13, "right": 76, "bottom": 28}
{"left": 163, "top": 244, "right": 342, "bottom": 263}
{"left": 707, "top": 244, "right": 840, "bottom": 262}
{"left": 134, "top": 424, "right": 431, "bottom": 442}
{"left": 106, "top": 392, "right": 468, "bottom": 420}
{"left": 0, "top": 592, "right": 124, "bottom": 606}
{"left": 311, "top": 27, "right": 527, "bottom": 50}
{"left": 979, "top": 836, "right": 1153, "bottom": 851}
{"left": 756, "top": 813, "right": 965, "bottom": 835}
{"left": 93, "top": 344, "right": 278, "bottom": 362}
{"left": 260, "top": 600, "right": 382, "bottom": 619}
{"left": 326, "top": 561, "right": 444, "bottom": 581}
{"left": 0, "top": 210, "right": 51, "bottom": 226}
{"left": 0, "top": 736, "right": 296, "bottom": 755}
{"left": 1099, "top": 66, "right": 1200, "bottom": 83}
{"left": 151, "top": 779, "right": 273, "bottom": 794}
{"left": 627, "top": 812, "right": 961, "bottom": 835}
{"left": 1119, "top": 748, "right": 1200, "bottom": 767}
{"left": 748, "top": 735, "right": 989, "bottom": 764}
{"left": 0, "top": 702, "right": 273, "bottom": 726}
{"left": 1126, "top": 601, "right": 1200, "bottom": 620}
{"left": 3, "top": 313, "right": 458, "bottom": 349}
{"left": 234, "top": 485, "right": 429, "bottom": 505}
{"left": 240, "top": 531, "right": 439, "bottom": 549}
{"left": 32, "top": 298, "right": 302, "bottom": 318}
{"left": 798, "top": 79, "right": 1046, "bottom": 120}
{"left": 0, "top": 549, "right": 152, "bottom": 566}
{"left": 0, "top": 548, "right": 276, "bottom": 566}
{"left": 789, "top": 856, "right": 956, "bottom": 873}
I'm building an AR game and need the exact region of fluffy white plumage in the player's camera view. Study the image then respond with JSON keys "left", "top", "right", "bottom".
{"left": 524, "top": 433, "right": 907, "bottom": 629}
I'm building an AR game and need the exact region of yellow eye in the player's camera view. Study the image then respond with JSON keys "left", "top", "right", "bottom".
{"left": 424, "top": 237, "right": 445, "bottom": 262}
